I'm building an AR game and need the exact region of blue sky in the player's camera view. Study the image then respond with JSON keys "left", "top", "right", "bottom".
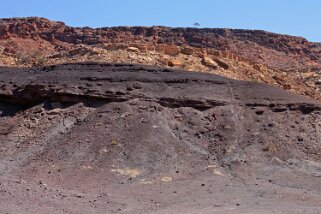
{"left": 0, "top": 0, "right": 320, "bottom": 41}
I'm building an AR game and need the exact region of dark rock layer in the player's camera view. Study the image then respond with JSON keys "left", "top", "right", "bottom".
{"left": 0, "top": 63, "right": 320, "bottom": 213}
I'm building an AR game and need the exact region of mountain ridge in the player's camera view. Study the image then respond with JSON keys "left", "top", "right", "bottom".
{"left": 0, "top": 17, "right": 320, "bottom": 101}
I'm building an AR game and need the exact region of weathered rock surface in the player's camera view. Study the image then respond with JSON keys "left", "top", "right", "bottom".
{"left": 1, "top": 17, "right": 321, "bottom": 71}
{"left": 0, "top": 17, "right": 320, "bottom": 101}
{"left": 202, "top": 56, "right": 219, "bottom": 68}
{"left": 168, "top": 58, "right": 183, "bottom": 67}
{"left": 0, "top": 63, "right": 320, "bottom": 213}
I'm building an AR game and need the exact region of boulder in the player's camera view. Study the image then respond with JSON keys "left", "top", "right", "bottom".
{"left": 181, "top": 47, "right": 193, "bottom": 55}
{"left": 214, "top": 58, "right": 229, "bottom": 69}
{"left": 164, "top": 45, "right": 180, "bottom": 56}
{"left": 202, "top": 57, "right": 218, "bottom": 69}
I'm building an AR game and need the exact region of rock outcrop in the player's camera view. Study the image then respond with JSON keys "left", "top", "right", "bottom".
{"left": 0, "top": 17, "right": 320, "bottom": 101}
{"left": 1, "top": 17, "right": 320, "bottom": 71}
{"left": 0, "top": 63, "right": 320, "bottom": 213}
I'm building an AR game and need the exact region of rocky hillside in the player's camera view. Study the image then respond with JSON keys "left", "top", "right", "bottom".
{"left": 0, "top": 17, "right": 320, "bottom": 101}
{"left": 0, "top": 63, "right": 320, "bottom": 213}
{"left": 1, "top": 17, "right": 321, "bottom": 213}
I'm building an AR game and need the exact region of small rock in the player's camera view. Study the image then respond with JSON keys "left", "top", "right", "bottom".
{"left": 48, "top": 108, "right": 62, "bottom": 115}
{"left": 168, "top": 59, "right": 183, "bottom": 67}
{"left": 127, "top": 47, "right": 140, "bottom": 53}
{"left": 75, "top": 194, "right": 84, "bottom": 198}
{"left": 283, "top": 83, "right": 292, "bottom": 90}
{"left": 255, "top": 110, "right": 264, "bottom": 115}
{"left": 132, "top": 83, "right": 142, "bottom": 89}
{"left": 140, "top": 118, "right": 148, "bottom": 123}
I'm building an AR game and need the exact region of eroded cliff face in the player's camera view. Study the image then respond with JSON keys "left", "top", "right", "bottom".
{"left": 0, "top": 63, "right": 320, "bottom": 213}
{"left": 0, "top": 17, "right": 320, "bottom": 71}
{"left": 0, "top": 17, "right": 320, "bottom": 101}
{"left": 0, "top": 63, "right": 320, "bottom": 174}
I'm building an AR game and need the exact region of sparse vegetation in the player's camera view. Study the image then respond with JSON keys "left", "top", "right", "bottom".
{"left": 31, "top": 51, "right": 47, "bottom": 66}
{"left": 16, "top": 50, "right": 47, "bottom": 66}
{"left": 193, "top": 22, "right": 200, "bottom": 27}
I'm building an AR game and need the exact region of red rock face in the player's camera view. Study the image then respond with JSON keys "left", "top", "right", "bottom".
{"left": 0, "top": 17, "right": 320, "bottom": 72}
{"left": 0, "top": 17, "right": 320, "bottom": 102}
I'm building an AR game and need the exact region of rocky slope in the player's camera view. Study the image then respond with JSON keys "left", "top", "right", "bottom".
{"left": 0, "top": 63, "right": 320, "bottom": 213}
{"left": 0, "top": 17, "right": 320, "bottom": 101}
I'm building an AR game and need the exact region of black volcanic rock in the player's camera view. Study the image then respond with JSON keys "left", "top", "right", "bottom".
{"left": 0, "top": 63, "right": 320, "bottom": 213}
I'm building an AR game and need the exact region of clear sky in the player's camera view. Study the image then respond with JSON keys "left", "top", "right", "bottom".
{"left": 0, "top": 0, "right": 320, "bottom": 42}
